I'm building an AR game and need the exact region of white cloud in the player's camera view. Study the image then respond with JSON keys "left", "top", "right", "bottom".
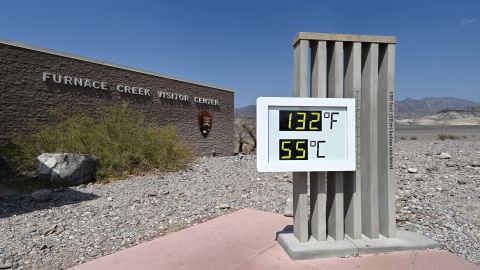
{"left": 459, "top": 18, "right": 478, "bottom": 26}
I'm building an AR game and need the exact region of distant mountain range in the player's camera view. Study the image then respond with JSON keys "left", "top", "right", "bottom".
{"left": 234, "top": 105, "right": 257, "bottom": 118}
{"left": 235, "top": 97, "right": 480, "bottom": 119}
{"left": 395, "top": 97, "right": 480, "bottom": 119}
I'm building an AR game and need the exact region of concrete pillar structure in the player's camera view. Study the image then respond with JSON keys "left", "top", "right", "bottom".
{"left": 279, "top": 33, "right": 441, "bottom": 260}
{"left": 292, "top": 32, "right": 397, "bottom": 242}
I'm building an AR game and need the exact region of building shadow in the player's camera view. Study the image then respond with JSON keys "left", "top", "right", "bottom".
{"left": 0, "top": 187, "right": 99, "bottom": 218}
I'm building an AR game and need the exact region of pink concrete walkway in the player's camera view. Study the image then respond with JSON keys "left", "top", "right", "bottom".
{"left": 71, "top": 209, "right": 479, "bottom": 270}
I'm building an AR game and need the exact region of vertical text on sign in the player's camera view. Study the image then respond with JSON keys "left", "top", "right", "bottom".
{"left": 388, "top": 89, "right": 394, "bottom": 170}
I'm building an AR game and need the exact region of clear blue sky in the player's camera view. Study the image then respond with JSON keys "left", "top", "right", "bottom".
{"left": 1, "top": 0, "right": 478, "bottom": 107}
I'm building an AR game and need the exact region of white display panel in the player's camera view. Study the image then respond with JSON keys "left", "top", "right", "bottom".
{"left": 257, "top": 97, "right": 356, "bottom": 172}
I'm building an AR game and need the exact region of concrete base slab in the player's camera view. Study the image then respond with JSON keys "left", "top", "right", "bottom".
{"left": 350, "top": 230, "right": 443, "bottom": 254}
{"left": 277, "top": 230, "right": 443, "bottom": 260}
{"left": 278, "top": 233, "right": 357, "bottom": 260}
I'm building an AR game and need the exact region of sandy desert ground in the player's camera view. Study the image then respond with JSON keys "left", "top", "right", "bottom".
{"left": 1, "top": 126, "right": 479, "bottom": 269}
{"left": 396, "top": 124, "right": 480, "bottom": 141}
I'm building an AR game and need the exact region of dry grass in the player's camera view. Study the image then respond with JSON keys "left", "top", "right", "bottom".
{"left": 437, "top": 133, "right": 459, "bottom": 140}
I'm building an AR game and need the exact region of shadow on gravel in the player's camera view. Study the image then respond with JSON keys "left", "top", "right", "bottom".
{"left": 0, "top": 188, "right": 99, "bottom": 218}
{"left": 0, "top": 155, "right": 14, "bottom": 181}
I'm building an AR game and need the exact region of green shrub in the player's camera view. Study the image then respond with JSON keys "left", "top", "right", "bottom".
{"left": 3, "top": 104, "right": 193, "bottom": 181}
{"left": 437, "top": 133, "right": 459, "bottom": 141}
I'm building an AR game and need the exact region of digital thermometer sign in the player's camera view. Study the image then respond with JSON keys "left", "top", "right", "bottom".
{"left": 256, "top": 97, "right": 356, "bottom": 172}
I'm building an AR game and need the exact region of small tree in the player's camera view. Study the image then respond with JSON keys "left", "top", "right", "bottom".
{"left": 234, "top": 121, "right": 247, "bottom": 153}
{"left": 242, "top": 119, "right": 256, "bottom": 152}
{"left": 234, "top": 117, "right": 256, "bottom": 154}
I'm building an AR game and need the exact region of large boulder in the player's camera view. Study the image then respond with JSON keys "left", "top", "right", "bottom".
{"left": 36, "top": 153, "right": 98, "bottom": 186}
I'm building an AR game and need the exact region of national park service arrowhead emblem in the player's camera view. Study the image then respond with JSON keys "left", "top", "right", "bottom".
{"left": 198, "top": 111, "right": 212, "bottom": 137}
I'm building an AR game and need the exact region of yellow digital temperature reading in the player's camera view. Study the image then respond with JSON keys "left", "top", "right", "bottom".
{"left": 279, "top": 139, "right": 308, "bottom": 160}
{"left": 279, "top": 110, "right": 340, "bottom": 131}
{"left": 281, "top": 111, "right": 321, "bottom": 131}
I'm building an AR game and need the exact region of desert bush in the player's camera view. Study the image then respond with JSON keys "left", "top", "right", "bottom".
{"left": 409, "top": 136, "right": 417, "bottom": 140}
{"left": 3, "top": 104, "right": 193, "bottom": 181}
{"left": 437, "top": 133, "right": 459, "bottom": 140}
{"left": 400, "top": 136, "right": 406, "bottom": 140}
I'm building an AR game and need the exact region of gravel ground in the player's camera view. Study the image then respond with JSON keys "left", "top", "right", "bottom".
{"left": 395, "top": 140, "right": 480, "bottom": 265}
{"left": 0, "top": 140, "right": 479, "bottom": 269}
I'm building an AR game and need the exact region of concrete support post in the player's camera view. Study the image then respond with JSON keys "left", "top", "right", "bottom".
{"left": 293, "top": 173, "right": 309, "bottom": 242}
{"left": 360, "top": 43, "right": 380, "bottom": 239}
{"left": 292, "top": 39, "right": 310, "bottom": 242}
{"left": 326, "top": 41, "right": 344, "bottom": 240}
{"left": 378, "top": 44, "right": 396, "bottom": 237}
{"left": 310, "top": 41, "right": 327, "bottom": 98}
{"left": 310, "top": 173, "right": 326, "bottom": 240}
{"left": 326, "top": 173, "right": 344, "bottom": 240}
{"left": 343, "top": 42, "right": 362, "bottom": 239}
{"left": 309, "top": 40, "right": 327, "bottom": 241}
{"left": 294, "top": 39, "right": 309, "bottom": 97}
